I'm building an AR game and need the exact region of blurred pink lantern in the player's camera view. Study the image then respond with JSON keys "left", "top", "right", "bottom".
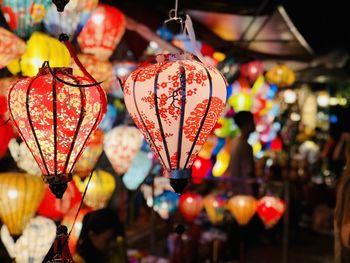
{"left": 240, "top": 60, "right": 264, "bottom": 83}
{"left": 0, "top": 27, "right": 26, "bottom": 69}
{"left": 124, "top": 53, "right": 227, "bottom": 193}
{"left": 77, "top": 4, "right": 126, "bottom": 61}
{"left": 104, "top": 125, "right": 143, "bottom": 175}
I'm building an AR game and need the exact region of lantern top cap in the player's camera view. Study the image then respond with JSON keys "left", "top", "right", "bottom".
{"left": 156, "top": 53, "right": 194, "bottom": 63}
{"left": 38, "top": 67, "right": 73, "bottom": 76}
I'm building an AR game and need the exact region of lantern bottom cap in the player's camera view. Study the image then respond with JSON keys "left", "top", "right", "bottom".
{"left": 49, "top": 182, "right": 68, "bottom": 199}
{"left": 170, "top": 178, "right": 188, "bottom": 194}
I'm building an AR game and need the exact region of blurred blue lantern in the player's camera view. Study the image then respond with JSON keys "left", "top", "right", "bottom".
{"left": 212, "top": 138, "right": 226, "bottom": 156}
{"left": 156, "top": 26, "right": 173, "bottom": 41}
{"left": 153, "top": 191, "right": 179, "bottom": 220}
{"left": 98, "top": 104, "right": 117, "bottom": 132}
{"left": 1, "top": 0, "right": 51, "bottom": 38}
{"left": 226, "top": 84, "right": 233, "bottom": 100}
{"left": 122, "top": 151, "right": 153, "bottom": 190}
{"left": 266, "top": 84, "right": 278, "bottom": 100}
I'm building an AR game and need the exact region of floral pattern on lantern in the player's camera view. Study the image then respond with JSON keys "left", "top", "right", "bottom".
{"left": 124, "top": 53, "right": 227, "bottom": 193}
{"left": 1, "top": 0, "right": 51, "bottom": 38}
{"left": 227, "top": 195, "right": 257, "bottom": 226}
{"left": 0, "top": 172, "right": 44, "bottom": 236}
{"left": 72, "top": 54, "right": 114, "bottom": 92}
{"left": 37, "top": 180, "right": 82, "bottom": 221}
{"left": 104, "top": 125, "right": 143, "bottom": 175}
{"left": 257, "top": 196, "right": 286, "bottom": 228}
{"left": 77, "top": 4, "right": 126, "bottom": 61}
{"left": 266, "top": 64, "right": 295, "bottom": 87}
{"left": 179, "top": 192, "right": 203, "bottom": 223}
{"left": 74, "top": 129, "right": 104, "bottom": 178}
{"left": 1, "top": 216, "right": 56, "bottom": 263}
{"left": 73, "top": 169, "right": 116, "bottom": 209}
{"left": 8, "top": 66, "right": 106, "bottom": 198}
{"left": 203, "top": 194, "right": 227, "bottom": 224}
{"left": 7, "top": 32, "right": 71, "bottom": 77}
{"left": 8, "top": 139, "right": 41, "bottom": 176}
{"left": 0, "top": 27, "right": 26, "bottom": 69}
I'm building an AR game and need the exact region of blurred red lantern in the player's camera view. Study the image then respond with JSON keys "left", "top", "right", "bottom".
{"left": 179, "top": 192, "right": 203, "bottom": 223}
{"left": 77, "top": 4, "right": 126, "bottom": 61}
{"left": 37, "top": 180, "right": 82, "bottom": 222}
{"left": 257, "top": 196, "right": 286, "bottom": 228}
{"left": 8, "top": 65, "right": 106, "bottom": 198}
{"left": 191, "top": 156, "right": 212, "bottom": 184}
{"left": 0, "top": 27, "right": 26, "bottom": 69}
{"left": 0, "top": 117, "right": 15, "bottom": 160}
{"left": 124, "top": 53, "right": 227, "bottom": 193}
{"left": 240, "top": 60, "right": 264, "bottom": 83}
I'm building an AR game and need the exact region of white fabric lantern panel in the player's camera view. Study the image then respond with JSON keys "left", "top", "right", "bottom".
{"left": 104, "top": 125, "right": 143, "bottom": 175}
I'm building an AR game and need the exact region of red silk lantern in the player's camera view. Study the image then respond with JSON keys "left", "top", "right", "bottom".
{"left": 0, "top": 27, "right": 26, "bottom": 69}
{"left": 8, "top": 65, "right": 106, "bottom": 198}
{"left": 257, "top": 196, "right": 286, "bottom": 228}
{"left": 227, "top": 195, "right": 257, "bottom": 226}
{"left": 191, "top": 156, "right": 212, "bottom": 184}
{"left": 77, "top": 4, "right": 126, "bottom": 61}
{"left": 37, "top": 180, "right": 82, "bottom": 221}
{"left": 240, "top": 60, "right": 264, "bottom": 83}
{"left": 179, "top": 192, "right": 203, "bottom": 223}
{"left": 124, "top": 53, "right": 227, "bottom": 193}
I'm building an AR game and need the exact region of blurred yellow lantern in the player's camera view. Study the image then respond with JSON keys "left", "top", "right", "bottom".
{"left": 198, "top": 135, "right": 217, "bottom": 160}
{"left": 203, "top": 194, "right": 227, "bottom": 224}
{"left": 227, "top": 195, "right": 257, "bottom": 225}
{"left": 74, "top": 129, "right": 104, "bottom": 179}
{"left": 212, "top": 140, "right": 231, "bottom": 177}
{"left": 72, "top": 54, "right": 114, "bottom": 92}
{"left": 7, "top": 32, "right": 70, "bottom": 77}
{"left": 266, "top": 64, "right": 295, "bottom": 88}
{"left": 229, "top": 91, "right": 253, "bottom": 112}
{"left": 0, "top": 172, "right": 44, "bottom": 236}
{"left": 1, "top": 216, "right": 56, "bottom": 263}
{"left": 73, "top": 169, "right": 116, "bottom": 209}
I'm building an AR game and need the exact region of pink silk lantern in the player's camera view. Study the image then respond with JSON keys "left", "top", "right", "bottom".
{"left": 179, "top": 192, "right": 203, "bottom": 223}
{"left": 0, "top": 27, "right": 26, "bottom": 69}
{"left": 8, "top": 65, "right": 106, "bottom": 198}
{"left": 77, "top": 4, "right": 126, "bottom": 61}
{"left": 257, "top": 196, "right": 286, "bottom": 228}
{"left": 104, "top": 125, "right": 143, "bottom": 175}
{"left": 124, "top": 53, "right": 227, "bottom": 193}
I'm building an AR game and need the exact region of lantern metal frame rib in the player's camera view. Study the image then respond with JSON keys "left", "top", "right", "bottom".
{"left": 8, "top": 61, "right": 106, "bottom": 198}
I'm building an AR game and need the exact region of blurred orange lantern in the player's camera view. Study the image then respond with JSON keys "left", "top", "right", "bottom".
{"left": 203, "top": 194, "right": 227, "bottom": 224}
{"left": 240, "top": 60, "right": 264, "bottom": 83}
{"left": 124, "top": 53, "right": 227, "bottom": 193}
{"left": 104, "top": 125, "right": 143, "bottom": 175}
{"left": 72, "top": 54, "right": 114, "bottom": 92}
{"left": 73, "top": 169, "right": 116, "bottom": 209}
{"left": 257, "top": 196, "right": 286, "bottom": 228}
{"left": 0, "top": 27, "right": 26, "bottom": 69}
{"left": 74, "top": 129, "right": 104, "bottom": 179}
{"left": 8, "top": 65, "right": 106, "bottom": 198}
{"left": 191, "top": 156, "right": 212, "bottom": 184}
{"left": 0, "top": 172, "right": 44, "bottom": 236}
{"left": 179, "top": 192, "right": 203, "bottom": 223}
{"left": 266, "top": 64, "right": 295, "bottom": 87}
{"left": 227, "top": 195, "right": 257, "bottom": 226}
{"left": 62, "top": 205, "right": 92, "bottom": 254}
{"left": 77, "top": 4, "right": 126, "bottom": 61}
{"left": 37, "top": 180, "right": 82, "bottom": 221}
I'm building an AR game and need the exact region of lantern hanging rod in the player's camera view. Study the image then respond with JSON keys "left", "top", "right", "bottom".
{"left": 164, "top": 0, "right": 183, "bottom": 27}
{"left": 41, "top": 61, "right": 103, "bottom": 88}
